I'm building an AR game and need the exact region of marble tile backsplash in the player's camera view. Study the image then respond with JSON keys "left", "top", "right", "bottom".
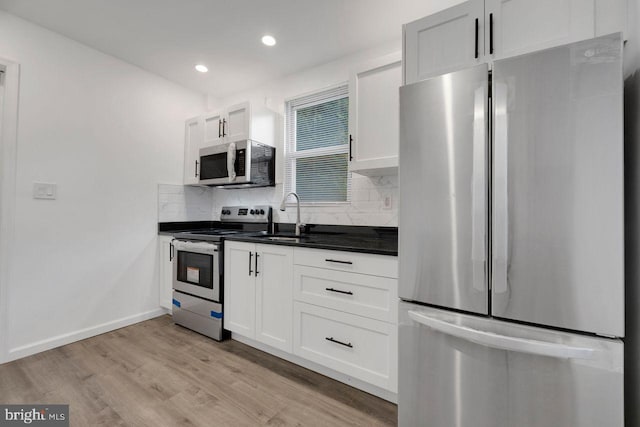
{"left": 157, "top": 184, "right": 215, "bottom": 222}
{"left": 158, "top": 174, "right": 398, "bottom": 226}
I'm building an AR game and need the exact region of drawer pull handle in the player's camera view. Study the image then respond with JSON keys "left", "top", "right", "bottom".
{"left": 325, "top": 287, "right": 353, "bottom": 295}
{"left": 325, "top": 337, "right": 353, "bottom": 348}
{"left": 325, "top": 259, "right": 353, "bottom": 265}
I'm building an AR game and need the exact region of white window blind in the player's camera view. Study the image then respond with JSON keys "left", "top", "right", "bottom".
{"left": 285, "top": 85, "right": 350, "bottom": 203}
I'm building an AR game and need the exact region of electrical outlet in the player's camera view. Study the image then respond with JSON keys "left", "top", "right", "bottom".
{"left": 382, "top": 194, "right": 392, "bottom": 210}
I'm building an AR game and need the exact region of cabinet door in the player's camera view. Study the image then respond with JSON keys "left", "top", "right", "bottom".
{"left": 203, "top": 111, "right": 224, "bottom": 146}
{"left": 404, "top": 0, "right": 484, "bottom": 84}
{"left": 255, "top": 244, "right": 293, "bottom": 352}
{"left": 349, "top": 52, "right": 402, "bottom": 176}
{"left": 224, "top": 241, "right": 256, "bottom": 338}
{"left": 595, "top": 0, "right": 627, "bottom": 38}
{"left": 159, "top": 236, "right": 174, "bottom": 310}
{"left": 485, "top": 0, "right": 594, "bottom": 60}
{"left": 224, "top": 102, "right": 250, "bottom": 143}
{"left": 183, "top": 116, "right": 202, "bottom": 185}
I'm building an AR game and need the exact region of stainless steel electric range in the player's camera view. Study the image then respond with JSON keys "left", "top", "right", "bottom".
{"left": 170, "top": 205, "right": 272, "bottom": 340}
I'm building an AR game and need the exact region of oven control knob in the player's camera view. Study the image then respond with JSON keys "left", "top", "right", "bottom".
{"left": 259, "top": 209, "right": 265, "bottom": 215}
{"left": 250, "top": 209, "right": 255, "bottom": 215}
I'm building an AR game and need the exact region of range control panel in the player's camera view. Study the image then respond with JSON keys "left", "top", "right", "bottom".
{"left": 219, "top": 205, "right": 272, "bottom": 224}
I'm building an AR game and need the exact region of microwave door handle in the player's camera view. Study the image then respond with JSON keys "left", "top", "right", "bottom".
{"left": 227, "top": 142, "right": 237, "bottom": 182}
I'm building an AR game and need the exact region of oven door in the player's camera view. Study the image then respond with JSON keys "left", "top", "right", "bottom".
{"left": 199, "top": 141, "right": 248, "bottom": 185}
{"left": 172, "top": 240, "right": 220, "bottom": 302}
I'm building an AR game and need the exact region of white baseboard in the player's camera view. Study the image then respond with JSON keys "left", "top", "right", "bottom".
{"left": 5, "top": 308, "right": 167, "bottom": 363}
{"left": 231, "top": 333, "right": 398, "bottom": 404}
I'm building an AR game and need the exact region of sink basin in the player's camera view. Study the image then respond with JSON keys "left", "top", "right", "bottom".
{"left": 265, "top": 236, "right": 302, "bottom": 242}
{"left": 256, "top": 233, "right": 308, "bottom": 242}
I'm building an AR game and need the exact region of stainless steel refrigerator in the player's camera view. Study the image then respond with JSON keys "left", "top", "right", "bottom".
{"left": 398, "top": 33, "right": 624, "bottom": 427}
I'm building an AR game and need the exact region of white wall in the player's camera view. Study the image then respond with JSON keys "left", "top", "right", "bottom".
{"left": 205, "top": 41, "right": 402, "bottom": 227}
{"left": 203, "top": 0, "right": 465, "bottom": 228}
{"left": 0, "top": 11, "right": 205, "bottom": 361}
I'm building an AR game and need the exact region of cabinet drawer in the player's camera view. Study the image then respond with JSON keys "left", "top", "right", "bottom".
{"left": 293, "top": 302, "right": 397, "bottom": 392}
{"left": 293, "top": 247, "right": 398, "bottom": 278}
{"left": 293, "top": 266, "right": 397, "bottom": 322}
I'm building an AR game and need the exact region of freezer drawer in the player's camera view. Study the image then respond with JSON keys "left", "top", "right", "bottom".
{"left": 398, "top": 302, "right": 623, "bottom": 427}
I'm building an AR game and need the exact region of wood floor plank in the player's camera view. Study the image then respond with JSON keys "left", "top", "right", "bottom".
{"left": 0, "top": 315, "right": 397, "bottom": 426}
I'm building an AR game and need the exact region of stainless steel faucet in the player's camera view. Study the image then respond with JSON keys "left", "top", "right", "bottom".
{"left": 280, "top": 192, "right": 304, "bottom": 236}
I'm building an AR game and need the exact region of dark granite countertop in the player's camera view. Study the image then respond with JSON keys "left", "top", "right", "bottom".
{"left": 224, "top": 233, "right": 397, "bottom": 256}
{"left": 226, "top": 224, "right": 397, "bottom": 256}
{"left": 158, "top": 222, "right": 398, "bottom": 256}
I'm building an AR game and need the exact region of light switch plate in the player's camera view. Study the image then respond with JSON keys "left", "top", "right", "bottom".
{"left": 33, "top": 182, "right": 57, "bottom": 200}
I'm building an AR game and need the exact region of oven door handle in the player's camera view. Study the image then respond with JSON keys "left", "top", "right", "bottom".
{"left": 169, "top": 240, "right": 175, "bottom": 261}
{"left": 248, "top": 252, "right": 253, "bottom": 276}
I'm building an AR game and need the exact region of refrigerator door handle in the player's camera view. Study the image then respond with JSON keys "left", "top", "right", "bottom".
{"left": 408, "top": 310, "right": 595, "bottom": 360}
{"left": 492, "top": 81, "right": 509, "bottom": 294}
{"left": 471, "top": 84, "right": 487, "bottom": 292}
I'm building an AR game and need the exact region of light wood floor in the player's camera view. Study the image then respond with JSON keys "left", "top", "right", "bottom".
{"left": 0, "top": 315, "right": 397, "bottom": 426}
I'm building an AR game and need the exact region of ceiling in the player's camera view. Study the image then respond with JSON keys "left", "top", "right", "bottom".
{"left": 0, "top": 0, "right": 452, "bottom": 97}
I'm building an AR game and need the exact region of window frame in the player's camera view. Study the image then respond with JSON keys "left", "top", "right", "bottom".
{"left": 284, "top": 84, "right": 351, "bottom": 206}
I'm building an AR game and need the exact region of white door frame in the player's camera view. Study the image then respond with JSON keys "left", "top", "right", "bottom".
{"left": 0, "top": 58, "right": 19, "bottom": 364}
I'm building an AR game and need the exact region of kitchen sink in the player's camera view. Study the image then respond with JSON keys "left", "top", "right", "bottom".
{"left": 256, "top": 233, "right": 309, "bottom": 242}
{"left": 265, "top": 236, "right": 303, "bottom": 242}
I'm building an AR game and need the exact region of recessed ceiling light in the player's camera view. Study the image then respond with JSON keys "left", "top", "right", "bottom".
{"left": 195, "top": 64, "right": 208, "bottom": 73}
{"left": 261, "top": 35, "right": 276, "bottom": 47}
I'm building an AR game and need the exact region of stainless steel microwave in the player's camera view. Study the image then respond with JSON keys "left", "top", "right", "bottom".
{"left": 199, "top": 140, "right": 275, "bottom": 188}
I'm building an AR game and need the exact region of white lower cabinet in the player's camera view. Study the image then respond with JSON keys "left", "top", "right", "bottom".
{"left": 293, "top": 265, "right": 397, "bottom": 322}
{"left": 158, "top": 235, "right": 174, "bottom": 311}
{"left": 224, "top": 241, "right": 293, "bottom": 352}
{"left": 292, "top": 247, "right": 398, "bottom": 394}
{"left": 224, "top": 241, "right": 399, "bottom": 397}
{"left": 293, "top": 302, "right": 398, "bottom": 392}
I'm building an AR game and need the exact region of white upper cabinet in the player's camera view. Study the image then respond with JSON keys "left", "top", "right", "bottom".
{"left": 594, "top": 0, "right": 628, "bottom": 37}
{"left": 404, "top": 0, "right": 627, "bottom": 84}
{"left": 203, "top": 110, "right": 224, "bottom": 146}
{"left": 202, "top": 101, "right": 274, "bottom": 147}
{"left": 225, "top": 102, "right": 250, "bottom": 143}
{"left": 203, "top": 103, "right": 249, "bottom": 146}
{"left": 183, "top": 115, "right": 203, "bottom": 185}
{"left": 404, "top": 1, "right": 485, "bottom": 84}
{"left": 349, "top": 52, "right": 402, "bottom": 176}
{"left": 485, "top": 0, "right": 594, "bottom": 61}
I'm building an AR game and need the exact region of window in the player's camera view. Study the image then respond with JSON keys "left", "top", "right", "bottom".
{"left": 285, "top": 85, "right": 350, "bottom": 203}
